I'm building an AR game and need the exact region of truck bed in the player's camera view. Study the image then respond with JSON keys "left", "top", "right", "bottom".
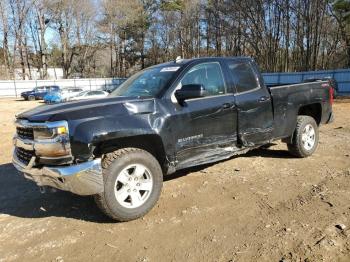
{"left": 268, "top": 81, "right": 332, "bottom": 139}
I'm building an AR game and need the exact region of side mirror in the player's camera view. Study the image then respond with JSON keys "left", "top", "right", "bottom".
{"left": 175, "top": 84, "right": 207, "bottom": 104}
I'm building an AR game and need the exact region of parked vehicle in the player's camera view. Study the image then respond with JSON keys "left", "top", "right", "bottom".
{"left": 44, "top": 88, "right": 84, "bottom": 104}
{"left": 21, "top": 86, "right": 60, "bottom": 101}
{"left": 103, "top": 79, "right": 127, "bottom": 93}
{"left": 69, "top": 90, "right": 108, "bottom": 101}
{"left": 61, "top": 88, "right": 84, "bottom": 101}
{"left": 103, "top": 85, "right": 119, "bottom": 93}
{"left": 12, "top": 57, "right": 333, "bottom": 222}
{"left": 43, "top": 92, "right": 61, "bottom": 104}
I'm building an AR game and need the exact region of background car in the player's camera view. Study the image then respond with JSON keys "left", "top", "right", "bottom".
{"left": 103, "top": 85, "right": 119, "bottom": 93}
{"left": 69, "top": 90, "right": 109, "bottom": 101}
{"left": 60, "top": 88, "right": 84, "bottom": 102}
{"left": 21, "top": 85, "right": 60, "bottom": 101}
{"left": 102, "top": 78, "right": 127, "bottom": 93}
{"left": 44, "top": 87, "right": 84, "bottom": 104}
{"left": 43, "top": 92, "right": 60, "bottom": 104}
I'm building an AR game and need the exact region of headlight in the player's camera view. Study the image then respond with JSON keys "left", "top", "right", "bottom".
{"left": 33, "top": 122, "right": 69, "bottom": 140}
{"left": 34, "top": 128, "right": 55, "bottom": 139}
{"left": 15, "top": 119, "right": 71, "bottom": 158}
{"left": 32, "top": 121, "right": 71, "bottom": 157}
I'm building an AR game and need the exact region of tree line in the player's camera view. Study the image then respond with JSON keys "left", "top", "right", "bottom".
{"left": 0, "top": 0, "right": 350, "bottom": 80}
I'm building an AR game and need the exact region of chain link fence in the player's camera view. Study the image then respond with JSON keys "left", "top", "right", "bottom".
{"left": 262, "top": 68, "right": 350, "bottom": 96}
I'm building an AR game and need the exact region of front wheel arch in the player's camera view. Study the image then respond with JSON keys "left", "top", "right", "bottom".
{"left": 94, "top": 134, "right": 168, "bottom": 173}
{"left": 94, "top": 147, "right": 163, "bottom": 221}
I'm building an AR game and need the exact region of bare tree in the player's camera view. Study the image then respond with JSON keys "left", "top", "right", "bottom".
{"left": 0, "top": 1, "right": 11, "bottom": 78}
{"left": 9, "top": 0, "right": 31, "bottom": 79}
{"left": 0, "top": 0, "right": 349, "bottom": 80}
{"left": 31, "top": 0, "right": 50, "bottom": 79}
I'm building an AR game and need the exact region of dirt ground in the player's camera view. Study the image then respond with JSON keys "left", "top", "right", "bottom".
{"left": 0, "top": 98, "right": 350, "bottom": 262}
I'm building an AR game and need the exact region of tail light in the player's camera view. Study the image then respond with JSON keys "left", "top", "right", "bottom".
{"left": 322, "top": 83, "right": 334, "bottom": 105}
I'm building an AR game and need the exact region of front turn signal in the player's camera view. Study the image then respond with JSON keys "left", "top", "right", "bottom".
{"left": 57, "top": 126, "right": 67, "bottom": 135}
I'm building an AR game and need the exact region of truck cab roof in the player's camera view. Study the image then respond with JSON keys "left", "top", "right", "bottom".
{"left": 151, "top": 56, "right": 255, "bottom": 69}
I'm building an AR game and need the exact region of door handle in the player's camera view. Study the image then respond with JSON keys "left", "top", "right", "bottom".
{"left": 222, "top": 103, "right": 235, "bottom": 109}
{"left": 258, "top": 96, "right": 270, "bottom": 103}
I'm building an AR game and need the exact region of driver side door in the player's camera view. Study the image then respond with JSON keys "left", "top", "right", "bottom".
{"left": 168, "top": 62, "right": 238, "bottom": 169}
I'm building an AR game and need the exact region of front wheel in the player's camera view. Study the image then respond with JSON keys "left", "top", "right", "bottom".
{"left": 94, "top": 148, "right": 163, "bottom": 222}
{"left": 28, "top": 95, "right": 35, "bottom": 101}
{"left": 287, "top": 115, "right": 319, "bottom": 158}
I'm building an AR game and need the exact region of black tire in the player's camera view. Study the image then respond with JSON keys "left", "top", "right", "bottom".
{"left": 28, "top": 95, "right": 35, "bottom": 101}
{"left": 287, "top": 115, "right": 319, "bottom": 158}
{"left": 94, "top": 148, "right": 163, "bottom": 222}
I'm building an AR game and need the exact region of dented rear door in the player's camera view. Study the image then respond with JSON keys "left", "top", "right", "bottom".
{"left": 226, "top": 59, "right": 274, "bottom": 146}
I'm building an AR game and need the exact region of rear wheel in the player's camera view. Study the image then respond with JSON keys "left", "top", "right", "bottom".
{"left": 287, "top": 115, "right": 319, "bottom": 158}
{"left": 94, "top": 148, "right": 163, "bottom": 222}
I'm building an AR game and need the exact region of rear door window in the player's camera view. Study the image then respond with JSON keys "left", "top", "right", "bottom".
{"left": 227, "top": 61, "right": 260, "bottom": 93}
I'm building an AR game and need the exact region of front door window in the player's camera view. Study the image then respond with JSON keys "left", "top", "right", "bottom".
{"left": 179, "top": 62, "right": 226, "bottom": 97}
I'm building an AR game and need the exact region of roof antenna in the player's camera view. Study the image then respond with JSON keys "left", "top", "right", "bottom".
{"left": 175, "top": 56, "right": 182, "bottom": 63}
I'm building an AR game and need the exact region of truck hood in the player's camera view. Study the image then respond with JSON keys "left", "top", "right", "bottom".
{"left": 16, "top": 96, "right": 156, "bottom": 122}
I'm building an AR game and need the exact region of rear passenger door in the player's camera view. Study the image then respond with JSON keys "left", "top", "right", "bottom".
{"left": 226, "top": 60, "right": 274, "bottom": 146}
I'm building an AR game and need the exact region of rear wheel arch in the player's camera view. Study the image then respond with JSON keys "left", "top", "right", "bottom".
{"left": 282, "top": 103, "right": 322, "bottom": 144}
{"left": 297, "top": 103, "right": 322, "bottom": 125}
{"left": 287, "top": 115, "right": 319, "bottom": 157}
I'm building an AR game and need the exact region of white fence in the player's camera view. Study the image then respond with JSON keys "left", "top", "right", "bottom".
{"left": 0, "top": 78, "right": 126, "bottom": 97}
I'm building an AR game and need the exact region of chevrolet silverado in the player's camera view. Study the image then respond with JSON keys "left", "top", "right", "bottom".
{"left": 12, "top": 57, "right": 334, "bottom": 221}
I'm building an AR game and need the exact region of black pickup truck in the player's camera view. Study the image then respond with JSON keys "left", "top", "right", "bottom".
{"left": 12, "top": 57, "right": 333, "bottom": 221}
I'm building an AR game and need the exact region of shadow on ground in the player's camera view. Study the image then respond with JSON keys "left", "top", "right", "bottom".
{"left": 0, "top": 147, "right": 294, "bottom": 222}
{"left": 0, "top": 163, "right": 112, "bottom": 223}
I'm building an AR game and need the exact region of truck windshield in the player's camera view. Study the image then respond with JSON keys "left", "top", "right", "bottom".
{"left": 110, "top": 66, "right": 179, "bottom": 98}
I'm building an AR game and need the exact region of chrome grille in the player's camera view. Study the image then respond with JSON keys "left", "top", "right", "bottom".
{"left": 16, "top": 126, "right": 34, "bottom": 140}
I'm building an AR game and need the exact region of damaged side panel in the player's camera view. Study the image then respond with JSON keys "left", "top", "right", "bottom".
{"left": 235, "top": 84, "right": 274, "bottom": 146}
{"left": 269, "top": 81, "right": 330, "bottom": 139}
{"left": 158, "top": 94, "right": 240, "bottom": 169}
{"left": 68, "top": 99, "right": 166, "bottom": 161}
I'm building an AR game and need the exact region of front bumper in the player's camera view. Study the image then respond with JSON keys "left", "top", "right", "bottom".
{"left": 12, "top": 152, "right": 103, "bottom": 196}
